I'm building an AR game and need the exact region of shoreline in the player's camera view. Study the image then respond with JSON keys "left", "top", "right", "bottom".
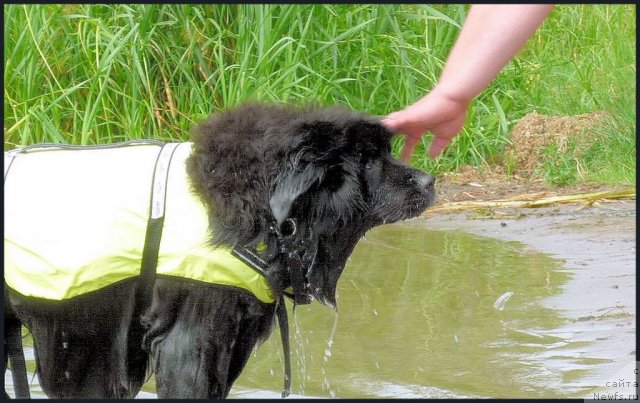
{"left": 418, "top": 200, "right": 636, "bottom": 397}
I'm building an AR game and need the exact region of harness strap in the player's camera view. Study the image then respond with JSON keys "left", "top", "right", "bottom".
{"left": 274, "top": 219, "right": 313, "bottom": 306}
{"left": 125, "top": 143, "right": 181, "bottom": 391}
{"left": 5, "top": 320, "right": 30, "bottom": 398}
{"left": 284, "top": 252, "right": 312, "bottom": 305}
{"left": 275, "top": 297, "right": 292, "bottom": 398}
{"left": 232, "top": 218, "right": 317, "bottom": 398}
{"left": 232, "top": 245, "right": 295, "bottom": 398}
{"left": 230, "top": 246, "right": 269, "bottom": 277}
{"left": 135, "top": 143, "right": 180, "bottom": 312}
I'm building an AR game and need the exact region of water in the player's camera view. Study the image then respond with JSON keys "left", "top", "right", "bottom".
{"left": 4, "top": 222, "right": 615, "bottom": 398}
{"left": 232, "top": 222, "right": 586, "bottom": 398}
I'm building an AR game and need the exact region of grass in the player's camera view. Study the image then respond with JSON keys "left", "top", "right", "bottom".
{"left": 540, "top": 142, "right": 581, "bottom": 187}
{"left": 3, "top": 4, "right": 636, "bottom": 185}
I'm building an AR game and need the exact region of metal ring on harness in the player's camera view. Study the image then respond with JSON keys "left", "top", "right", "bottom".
{"left": 276, "top": 218, "right": 297, "bottom": 238}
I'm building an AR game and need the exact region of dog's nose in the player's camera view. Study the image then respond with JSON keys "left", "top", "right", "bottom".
{"left": 415, "top": 173, "right": 435, "bottom": 189}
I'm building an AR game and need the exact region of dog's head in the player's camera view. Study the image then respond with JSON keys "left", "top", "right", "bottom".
{"left": 187, "top": 103, "right": 435, "bottom": 307}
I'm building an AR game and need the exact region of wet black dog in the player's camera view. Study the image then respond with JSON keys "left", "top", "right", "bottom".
{"left": 4, "top": 103, "right": 435, "bottom": 398}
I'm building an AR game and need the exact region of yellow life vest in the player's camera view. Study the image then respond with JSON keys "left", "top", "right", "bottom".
{"left": 4, "top": 142, "right": 275, "bottom": 304}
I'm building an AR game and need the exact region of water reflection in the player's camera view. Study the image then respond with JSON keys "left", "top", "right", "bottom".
{"left": 233, "top": 222, "right": 578, "bottom": 398}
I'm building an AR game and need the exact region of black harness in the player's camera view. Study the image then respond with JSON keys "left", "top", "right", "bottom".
{"left": 5, "top": 320, "right": 30, "bottom": 399}
{"left": 231, "top": 217, "right": 317, "bottom": 398}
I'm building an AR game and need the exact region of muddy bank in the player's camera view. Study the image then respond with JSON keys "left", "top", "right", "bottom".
{"left": 418, "top": 200, "right": 636, "bottom": 397}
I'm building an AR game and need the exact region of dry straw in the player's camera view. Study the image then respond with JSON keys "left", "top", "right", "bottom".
{"left": 421, "top": 187, "right": 636, "bottom": 216}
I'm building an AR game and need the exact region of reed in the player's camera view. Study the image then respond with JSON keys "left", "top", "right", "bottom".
{"left": 3, "top": 4, "right": 635, "bottom": 184}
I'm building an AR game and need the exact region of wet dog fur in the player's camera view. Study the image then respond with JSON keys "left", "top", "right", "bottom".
{"left": 4, "top": 103, "right": 435, "bottom": 398}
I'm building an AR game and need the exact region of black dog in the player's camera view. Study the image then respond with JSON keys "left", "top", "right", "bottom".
{"left": 4, "top": 103, "right": 435, "bottom": 398}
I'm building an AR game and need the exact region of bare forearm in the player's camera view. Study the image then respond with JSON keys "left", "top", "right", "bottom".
{"left": 437, "top": 4, "right": 554, "bottom": 102}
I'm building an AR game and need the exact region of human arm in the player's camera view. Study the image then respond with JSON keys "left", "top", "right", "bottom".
{"left": 382, "top": 4, "right": 554, "bottom": 160}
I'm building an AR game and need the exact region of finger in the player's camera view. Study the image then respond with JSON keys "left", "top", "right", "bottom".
{"left": 433, "top": 114, "right": 465, "bottom": 138}
{"left": 380, "top": 117, "right": 400, "bottom": 131}
{"left": 382, "top": 111, "right": 424, "bottom": 133}
{"left": 381, "top": 111, "right": 410, "bottom": 131}
{"left": 426, "top": 115, "right": 465, "bottom": 158}
{"left": 428, "top": 136, "right": 450, "bottom": 159}
{"left": 401, "top": 135, "right": 421, "bottom": 162}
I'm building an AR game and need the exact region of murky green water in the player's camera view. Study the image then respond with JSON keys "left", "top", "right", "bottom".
{"left": 232, "top": 222, "right": 579, "bottom": 399}
{"left": 10, "top": 222, "right": 594, "bottom": 398}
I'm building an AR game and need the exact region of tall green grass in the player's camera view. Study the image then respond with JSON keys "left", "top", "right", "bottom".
{"left": 3, "top": 4, "right": 636, "bottom": 184}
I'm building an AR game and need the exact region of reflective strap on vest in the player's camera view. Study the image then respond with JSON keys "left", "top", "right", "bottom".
{"left": 4, "top": 149, "right": 20, "bottom": 183}
{"left": 150, "top": 143, "right": 180, "bottom": 219}
{"left": 138, "top": 143, "right": 181, "bottom": 304}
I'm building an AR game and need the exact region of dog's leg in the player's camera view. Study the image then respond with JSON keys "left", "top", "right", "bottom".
{"left": 6, "top": 281, "right": 147, "bottom": 398}
{"left": 147, "top": 280, "right": 274, "bottom": 398}
{"left": 4, "top": 297, "right": 30, "bottom": 398}
{"left": 224, "top": 300, "right": 277, "bottom": 395}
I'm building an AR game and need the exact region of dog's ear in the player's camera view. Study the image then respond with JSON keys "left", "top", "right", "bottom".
{"left": 270, "top": 118, "right": 349, "bottom": 225}
{"left": 269, "top": 157, "right": 326, "bottom": 225}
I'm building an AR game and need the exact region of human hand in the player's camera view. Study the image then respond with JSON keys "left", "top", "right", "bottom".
{"left": 381, "top": 88, "right": 469, "bottom": 161}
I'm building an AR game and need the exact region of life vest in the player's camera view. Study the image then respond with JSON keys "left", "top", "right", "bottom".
{"left": 4, "top": 142, "right": 275, "bottom": 304}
